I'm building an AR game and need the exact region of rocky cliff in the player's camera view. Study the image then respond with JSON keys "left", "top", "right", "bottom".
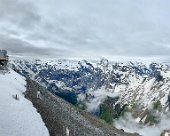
{"left": 25, "top": 78, "right": 139, "bottom": 136}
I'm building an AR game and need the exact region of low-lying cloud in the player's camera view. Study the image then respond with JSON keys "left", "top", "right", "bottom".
{"left": 114, "top": 112, "right": 170, "bottom": 136}
{"left": 78, "top": 87, "right": 119, "bottom": 112}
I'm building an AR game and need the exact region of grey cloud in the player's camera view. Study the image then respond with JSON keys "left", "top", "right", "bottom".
{"left": 0, "top": 0, "right": 41, "bottom": 30}
{"left": 1, "top": 0, "right": 170, "bottom": 61}
{"left": 0, "top": 34, "right": 69, "bottom": 57}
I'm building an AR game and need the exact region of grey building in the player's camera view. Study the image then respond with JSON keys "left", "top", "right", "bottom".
{"left": 0, "top": 50, "right": 8, "bottom": 66}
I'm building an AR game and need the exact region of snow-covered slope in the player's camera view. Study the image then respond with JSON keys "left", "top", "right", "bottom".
{"left": 0, "top": 70, "right": 49, "bottom": 136}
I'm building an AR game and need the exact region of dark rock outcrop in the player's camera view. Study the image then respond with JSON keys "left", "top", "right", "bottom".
{"left": 25, "top": 79, "right": 139, "bottom": 136}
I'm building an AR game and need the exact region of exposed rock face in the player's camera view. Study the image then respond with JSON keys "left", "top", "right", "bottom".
{"left": 25, "top": 78, "right": 139, "bottom": 136}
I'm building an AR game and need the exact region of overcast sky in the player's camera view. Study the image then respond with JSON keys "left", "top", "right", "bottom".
{"left": 1, "top": 0, "right": 170, "bottom": 61}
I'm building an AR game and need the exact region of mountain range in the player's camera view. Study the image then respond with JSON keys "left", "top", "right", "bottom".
{"left": 10, "top": 57, "right": 170, "bottom": 135}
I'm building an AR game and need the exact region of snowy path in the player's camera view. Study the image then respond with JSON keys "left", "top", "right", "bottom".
{"left": 0, "top": 70, "right": 49, "bottom": 136}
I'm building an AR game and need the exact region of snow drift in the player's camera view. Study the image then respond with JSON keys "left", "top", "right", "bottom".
{"left": 0, "top": 70, "right": 49, "bottom": 136}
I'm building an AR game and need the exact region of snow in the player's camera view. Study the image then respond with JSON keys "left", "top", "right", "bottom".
{"left": 0, "top": 70, "right": 49, "bottom": 136}
{"left": 144, "top": 78, "right": 155, "bottom": 94}
{"left": 135, "top": 117, "right": 141, "bottom": 123}
{"left": 165, "top": 133, "right": 170, "bottom": 136}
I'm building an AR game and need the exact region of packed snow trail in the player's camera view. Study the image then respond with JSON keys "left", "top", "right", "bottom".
{"left": 0, "top": 70, "right": 49, "bottom": 136}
